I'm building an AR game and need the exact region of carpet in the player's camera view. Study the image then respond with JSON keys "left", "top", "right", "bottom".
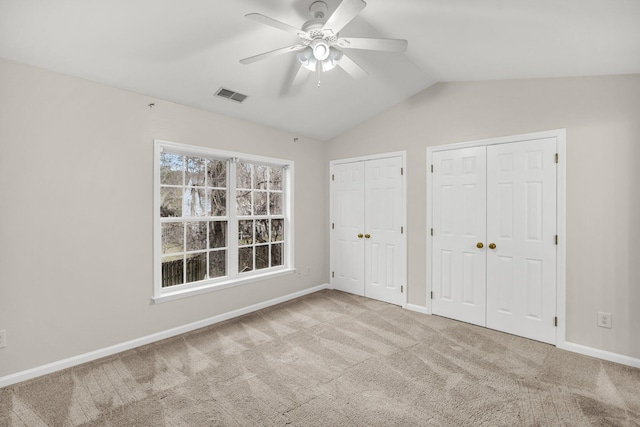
{"left": 1, "top": 289, "right": 639, "bottom": 426}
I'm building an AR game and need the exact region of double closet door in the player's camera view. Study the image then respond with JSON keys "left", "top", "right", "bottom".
{"left": 431, "top": 138, "right": 557, "bottom": 344}
{"left": 331, "top": 156, "right": 405, "bottom": 306}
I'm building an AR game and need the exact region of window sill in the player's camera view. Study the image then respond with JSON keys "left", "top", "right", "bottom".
{"left": 152, "top": 268, "right": 296, "bottom": 304}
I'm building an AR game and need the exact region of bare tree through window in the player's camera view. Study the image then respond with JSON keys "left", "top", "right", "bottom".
{"left": 160, "top": 153, "right": 228, "bottom": 287}
{"left": 236, "top": 162, "right": 285, "bottom": 273}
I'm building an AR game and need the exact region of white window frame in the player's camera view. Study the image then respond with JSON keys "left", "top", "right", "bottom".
{"left": 153, "top": 139, "right": 295, "bottom": 303}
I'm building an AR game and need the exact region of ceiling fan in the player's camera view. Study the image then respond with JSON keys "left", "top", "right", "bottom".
{"left": 239, "top": 0, "right": 408, "bottom": 86}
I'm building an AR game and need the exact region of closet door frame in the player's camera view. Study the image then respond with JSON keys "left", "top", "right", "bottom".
{"left": 426, "top": 129, "right": 566, "bottom": 346}
{"left": 329, "top": 151, "right": 408, "bottom": 308}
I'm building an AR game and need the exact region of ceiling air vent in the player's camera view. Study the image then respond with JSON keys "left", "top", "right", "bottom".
{"left": 215, "top": 87, "right": 248, "bottom": 103}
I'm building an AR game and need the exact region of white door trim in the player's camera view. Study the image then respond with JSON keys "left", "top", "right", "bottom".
{"left": 330, "top": 151, "right": 408, "bottom": 307}
{"left": 426, "top": 129, "right": 566, "bottom": 346}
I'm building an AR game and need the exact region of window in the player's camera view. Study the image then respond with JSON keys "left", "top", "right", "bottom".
{"left": 153, "top": 140, "right": 294, "bottom": 302}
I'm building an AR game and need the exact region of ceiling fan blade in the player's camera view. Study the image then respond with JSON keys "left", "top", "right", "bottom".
{"left": 338, "top": 53, "right": 368, "bottom": 80}
{"left": 292, "top": 64, "right": 311, "bottom": 86}
{"left": 322, "top": 0, "right": 367, "bottom": 35}
{"left": 245, "top": 13, "right": 306, "bottom": 37}
{"left": 335, "top": 37, "right": 408, "bottom": 52}
{"left": 240, "top": 44, "right": 306, "bottom": 65}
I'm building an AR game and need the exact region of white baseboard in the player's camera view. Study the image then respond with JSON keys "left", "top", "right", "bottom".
{"left": 559, "top": 341, "right": 640, "bottom": 369}
{"left": 403, "top": 305, "right": 640, "bottom": 370}
{"left": 406, "top": 303, "right": 431, "bottom": 315}
{"left": 4, "top": 285, "right": 638, "bottom": 388}
{"left": 0, "top": 284, "right": 330, "bottom": 388}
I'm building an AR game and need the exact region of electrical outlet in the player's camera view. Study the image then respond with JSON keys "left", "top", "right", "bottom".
{"left": 597, "top": 312, "right": 612, "bottom": 329}
{"left": 0, "top": 329, "right": 6, "bottom": 348}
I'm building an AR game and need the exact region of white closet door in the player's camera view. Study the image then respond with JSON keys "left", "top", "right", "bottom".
{"left": 431, "top": 147, "right": 487, "bottom": 326}
{"left": 364, "top": 157, "right": 405, "bottom": 306}
{"left": 332, "top": 161, "right": 365, "bottom": 296}
{"left": 486, "top": 138, "right": 557, "bottom": 344}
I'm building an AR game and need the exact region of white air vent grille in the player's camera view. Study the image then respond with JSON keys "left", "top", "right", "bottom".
{"left": 215, "top": 87, "right": 248, "bottom": 103}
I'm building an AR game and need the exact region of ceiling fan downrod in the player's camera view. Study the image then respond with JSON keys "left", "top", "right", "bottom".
{"left": 309, "top": 1, "right": 328, "bottom": 19}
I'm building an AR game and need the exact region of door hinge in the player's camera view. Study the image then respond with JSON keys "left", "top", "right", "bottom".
{"left": 431, "top": 164, "right": 434, "bottom": 173}
{"left": 332, "top": 223, "right": 335, "bottom": 230}
{"left": 332, "top": 271, "right": 335, "bottom": 278}
{"left": 554, "top": 316, "right": 558, "bottom": 327}
{"left": 332, "top": 174, "right": 334, "bottom": 181}
{"left": 401, "top": 167, "right": 404, "bottom": 176}
{"left": 430, "top": 291, "right": 434, "bottom": 299}
{"left": 401, "top": 226, "right": 404, "bottom": 234}
{"left": 555, "top": 235, "right": 558, "bottom": 245}
{"left": 555, "top": 153, "right": 559, "bottom": 164}
{"left": 401, "top": 285, "right": 404, "bottom": 293}
{"left": 430, "top": 228, "right": 434, "bottom": 236}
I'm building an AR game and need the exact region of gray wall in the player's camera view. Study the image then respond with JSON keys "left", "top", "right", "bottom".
{"left": 1, "top": 57, "right": 639, "bottom": 379}
{"left": 326, "top": 75, "right": 640, "bottom": 360}
{"left": 0, "top": 58, "right": 328, "bottom": 377}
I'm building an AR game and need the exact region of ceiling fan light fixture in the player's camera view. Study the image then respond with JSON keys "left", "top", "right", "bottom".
{"left": 297, "top": 47, "right": 317, "bottom": 71}
{"left": 311, "top": 39, "right": 330, "bottom": 61}
{"left": 322, "top": 48, "right": 343, "bottom": 71}
{"left": 298, "top": 45, "right": 343, "bottom": 72}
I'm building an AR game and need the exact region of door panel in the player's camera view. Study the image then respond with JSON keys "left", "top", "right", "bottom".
{"left": 364, "top": 157, "right": 405, "bottom": 305}
{"left": 432, "top": 147, "right": 487, "bottom": 326}
{"left": 332, "top": 162, "right": 365, "bottom": 295}
{"left": 486, "top": 138, "right": 557, "bottom": 344}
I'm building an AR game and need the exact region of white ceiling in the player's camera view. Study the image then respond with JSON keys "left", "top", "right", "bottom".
{"left": 1, "top": 0, "right": 639, "bottom": 140}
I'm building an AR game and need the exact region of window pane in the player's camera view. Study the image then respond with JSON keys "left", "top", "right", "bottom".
{"left": 186, "top": 222, "right": 207, "bottom": 251}
{"left": 186, "top": 253, "right": 207, "bottom": 282}
{"left": 184, "top": 188, "right": 207, "bottom": 217}
{"left": 256, "top": 245, "right": 269, "bottom": 270}
{"left": 238, "top": 220, "right": 253, "bottom": 245}
{"left": 210, "top": 189, "right": 226, "bottom": 216}
{"left": 254, "top": 191, "right": 267, "bottom": 215}
{"left": 209, "top": 221, "right": 227, "bottom": 249}
{"left": 186, "top": 156, "right": 206, "bottom": 186}
{"left": 236, "top": 190, "right": 251, "bottom": 215}
{"left": 160, "top": 187, "right": 182, "bottom": 217}
{"left": 209, "top": 250, "right": 226, "bottom": 278}
{"left": 237, "top": 162, "right": 252, "bottom": 189}
{"left": 271, "top": 243, "right": 283, "bottom": 267}
{"left": 162, "top": 222, "right": 184, "bottom": 254}
{"left": 255, "top": 164, "right": 268, "bottom": 189}
{"left": 238, "top": 247, "right": 254, "bottom": 273}
{"left": 162, "top": 256, "right": 184, "bottom": 287}
{"left": 160, "top": 153, "right": 183, "bottom": 185}
{"left": 269, "top": 167, "right": 283, "bottom": 190}
{"left": 207, "top": 159, "right": 226, "bottom": 187}
{"left": 269, "top": 192, "right": 282, "bottom": 215}
{"left": 256, "top": 219, "right": 268, "bottom": 243}
{"left": 271, "top": 219, "right": 284, "bottom": 242}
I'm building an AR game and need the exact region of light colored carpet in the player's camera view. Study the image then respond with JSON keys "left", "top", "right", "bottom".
{"left": 1, "top": 289, "right": 639, "bottom": 426}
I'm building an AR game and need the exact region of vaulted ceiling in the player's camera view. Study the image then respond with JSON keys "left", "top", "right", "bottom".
{"left": 1, "top": 0, "right": 639, "bottom": 140}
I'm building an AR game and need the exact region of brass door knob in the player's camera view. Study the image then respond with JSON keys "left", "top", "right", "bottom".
{"left": 476, "top": 242, "right": 484, "bottom": 249}
{"left": 365, "top": 234, "right": 371, "bottom": 239}
{"left": 357, "top": 233, "right": 363, "bottom": 238}
{"left": 488, "top": 243, "right": 496, "bottom": 249}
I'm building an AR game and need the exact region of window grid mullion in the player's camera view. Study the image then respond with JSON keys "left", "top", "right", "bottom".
{"left": 251, "top": 164, "right": 256, "bottom": 272}
{"left": 228, "top": 159, "right": 239, "bottom": 276}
